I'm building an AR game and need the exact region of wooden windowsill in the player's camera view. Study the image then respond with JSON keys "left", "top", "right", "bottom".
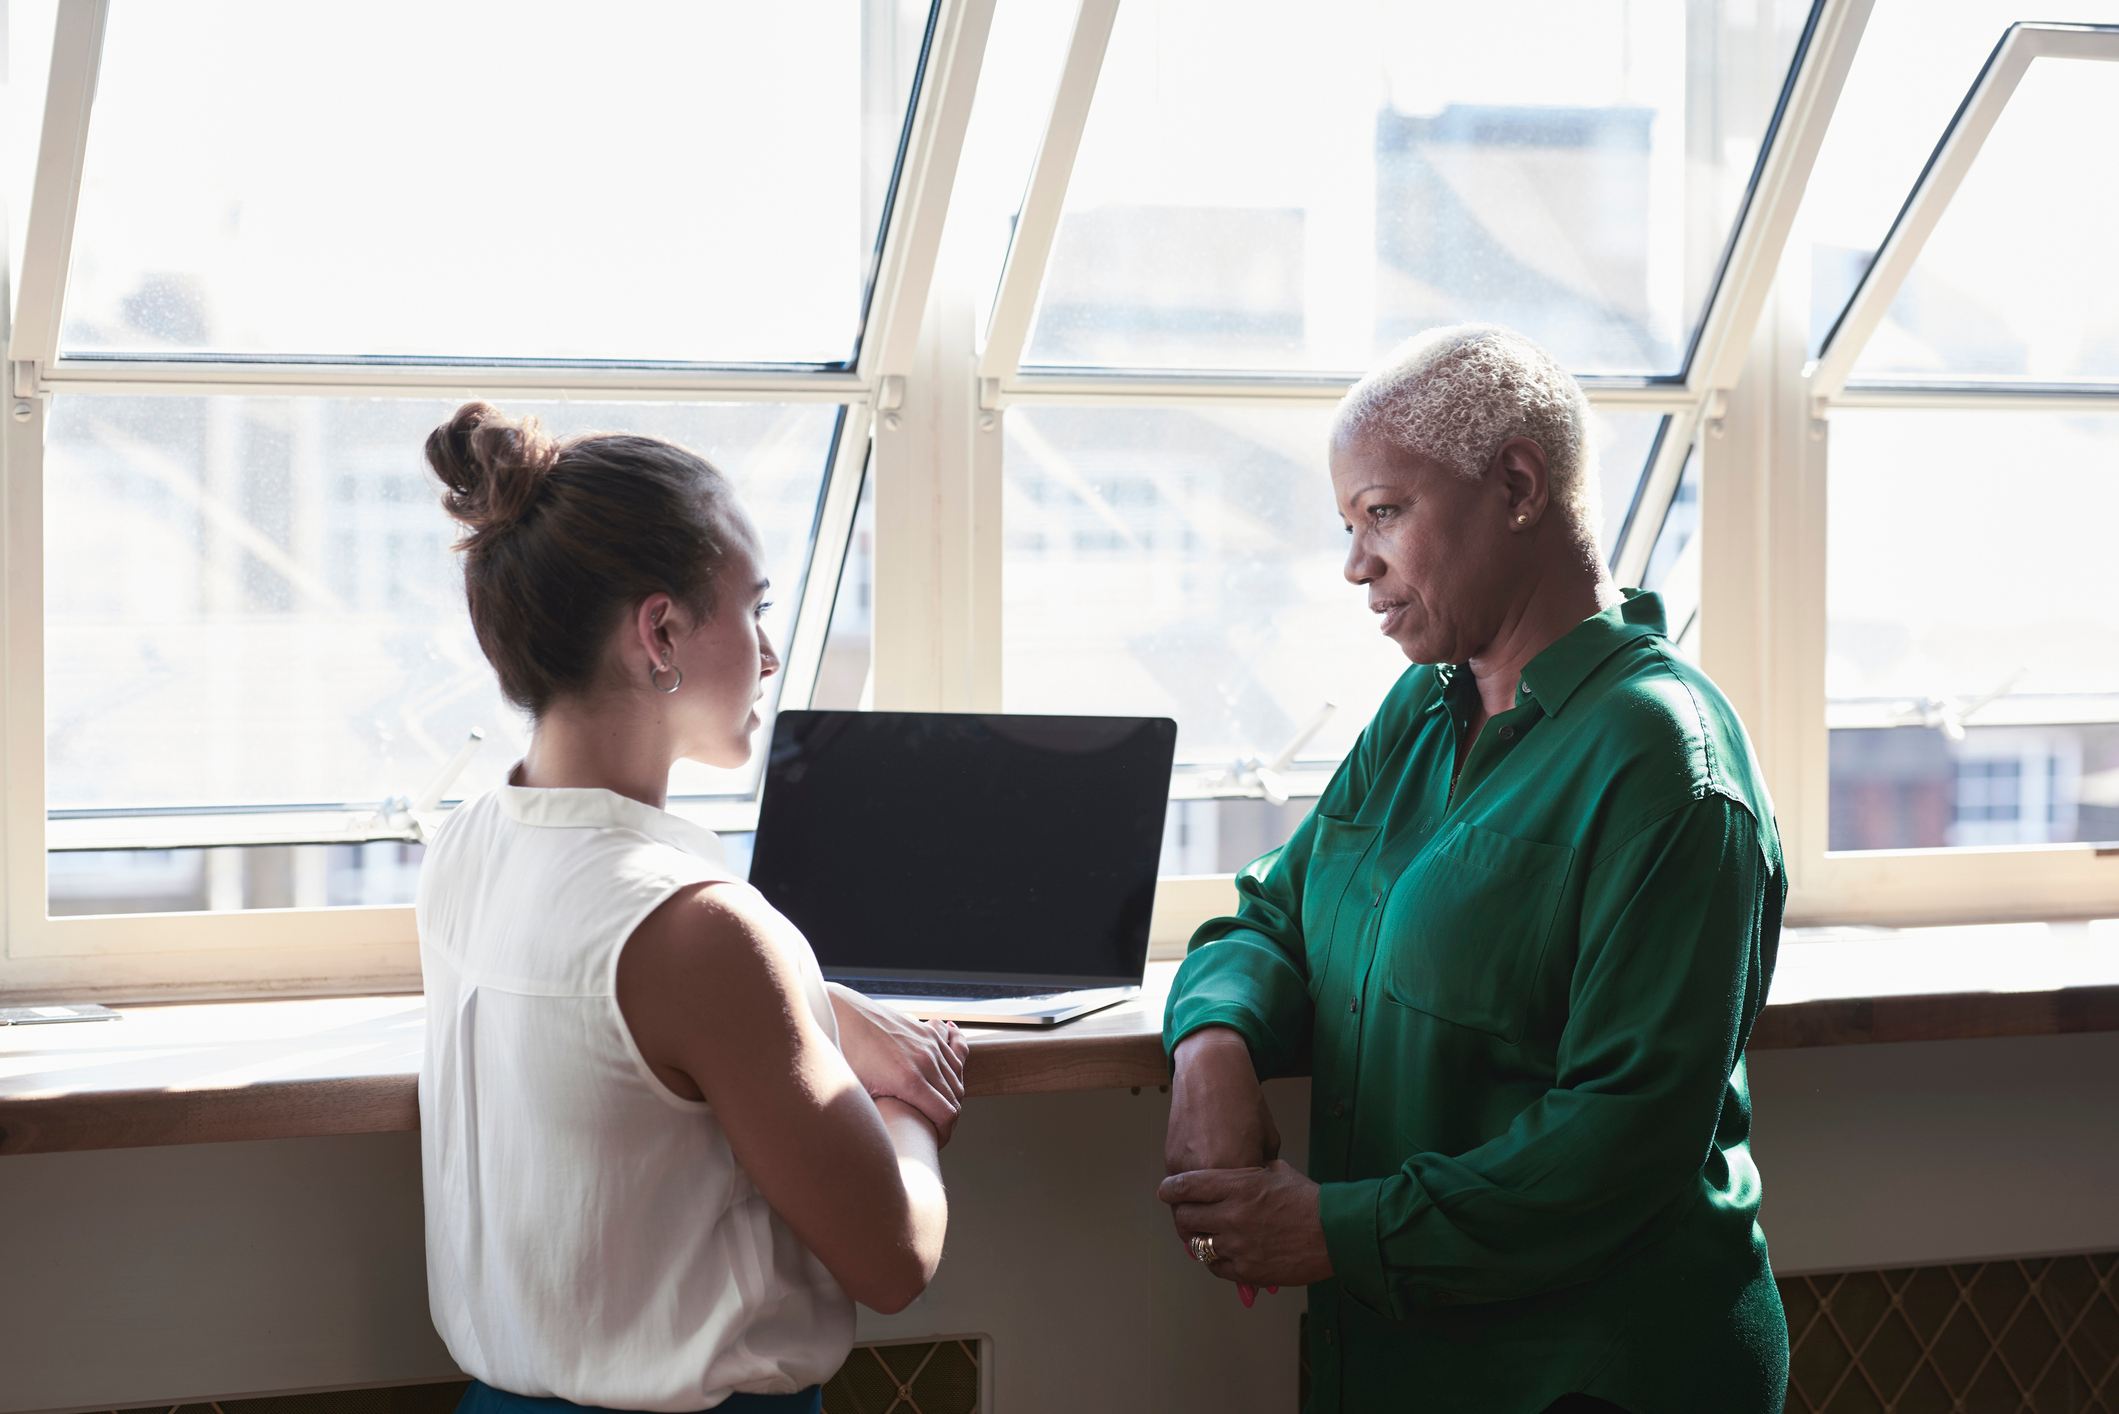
{"left": 4, "top": 923, "right": 2116, "bottom": 1157}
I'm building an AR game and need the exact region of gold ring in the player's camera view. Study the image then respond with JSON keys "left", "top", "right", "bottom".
{"left": 1189, "top": 1234, "right": 1218, "bottom": 1264}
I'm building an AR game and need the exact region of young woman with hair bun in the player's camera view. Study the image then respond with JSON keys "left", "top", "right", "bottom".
{"left": 416, "top": 403, "right": 966, "bottom": 1414}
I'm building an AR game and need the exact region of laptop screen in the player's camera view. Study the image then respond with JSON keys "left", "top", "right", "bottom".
{"left": 748, "top": 711, "right": 1177, "bottom": 986}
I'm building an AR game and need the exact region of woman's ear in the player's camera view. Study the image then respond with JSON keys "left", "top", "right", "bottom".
{"left": 633, "top": 593, "right": 679, "bottom": 671}
{"left": 1494, "top": 436, "right": 1551, "bottom": 529}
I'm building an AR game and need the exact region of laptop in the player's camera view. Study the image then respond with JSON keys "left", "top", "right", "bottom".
{"left": 747, "top": 710, "right": 1177, "bottom": 1027}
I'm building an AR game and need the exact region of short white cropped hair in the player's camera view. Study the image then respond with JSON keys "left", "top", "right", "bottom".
{"left": 1333, "top": 324, "right": 1600, "bottom": 552}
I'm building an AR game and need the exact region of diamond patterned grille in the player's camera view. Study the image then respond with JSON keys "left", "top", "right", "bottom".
{"left": 1782, "top": 1253, "right": 2119, "bottom": 1413}
{"left": 822, "top": 1338, "right": 981, "bottom": 1414}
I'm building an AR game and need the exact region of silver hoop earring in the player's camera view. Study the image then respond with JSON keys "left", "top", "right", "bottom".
{"left": 649, "top": 660, "right": 682, "bottom": 694}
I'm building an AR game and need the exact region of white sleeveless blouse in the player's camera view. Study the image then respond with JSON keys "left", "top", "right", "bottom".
{"left": 416, "top": 779, "right": 853, "bottom": 1410}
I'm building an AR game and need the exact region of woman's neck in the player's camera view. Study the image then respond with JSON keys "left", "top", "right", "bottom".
{"left": 517, "top": 698, "right": 677, "bottom": 810}
{"left": 1465, "top": 560, "right": 1624, "bottom": 720}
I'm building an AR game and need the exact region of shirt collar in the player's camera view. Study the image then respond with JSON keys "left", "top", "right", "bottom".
{"left": 1516, "top": 589, "right": 1669, "bottom": 717}
{"left": 495, "top": 765, "right": 726, "bottom": 865}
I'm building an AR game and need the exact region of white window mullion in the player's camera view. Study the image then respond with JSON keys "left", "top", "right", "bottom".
{"left": 775, "top": 406, "right": 876, "bottom": 716}
{"left": 858, "top": 0, "right": 998, "bottom": 388}
{"left": 35, "top": 361, "right": 869, "bottom": 403}
{"left": 977, "top": 0, "right": 1120, "bottom": 388}
{"left": 1682, "top": 0, "right": 1873, "bottom": 398}
{"left": 4, "top": 1, "right": 105, "bottom": 983}
{"left": 2, "top": 394, "right": 50, "bottom": 972}
{"left": 7, "top": 0, "right": 104, "bottom": 374}
{"left": 1696, "top": 334, "right": 1775, "bottom": 789}
{"left": 871, "top": 274, "right": 995, "bottom": 713}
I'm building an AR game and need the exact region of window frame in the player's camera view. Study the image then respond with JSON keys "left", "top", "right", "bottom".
{"left": 0, "top": 0, "right": 995, "bottom": 1000}
{"left": 20, "top": 0, "right": 2113, "bottom": 999}
{"left": 1757, "top": 19, "right": 2119, "bottom": 927}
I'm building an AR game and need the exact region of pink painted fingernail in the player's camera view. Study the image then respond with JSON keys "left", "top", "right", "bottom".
{"left": 1237, "top": 1284, "right": 1256, "bottom": 1308}
{"left": 1266, "top": 1285, "right": 1280, "bottom": 1295}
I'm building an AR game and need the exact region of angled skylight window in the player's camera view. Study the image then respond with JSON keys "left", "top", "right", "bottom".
{"left": 57, "top": 0, "right": 934, "bottom": 365}
{"left": 1801, "top": 3, "right": 2119, "bottom": 362}
{"left": 1019, "top": 0, "right": 1813, "bottom": 378}
{"left": 1845, "top": 58, "right": 2119, "bottom": 381}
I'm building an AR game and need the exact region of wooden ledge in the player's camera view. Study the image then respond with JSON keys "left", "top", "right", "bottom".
{"left": 6, "top": 924, "right": 2117, "bottom": 1157}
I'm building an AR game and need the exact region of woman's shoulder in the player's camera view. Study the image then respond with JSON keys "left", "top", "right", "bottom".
{"left": 1574, "top": 645, "right": 1775, "bottom": 833}
{"left": 620, "top": 879, "right": 829, "bottom": 1062}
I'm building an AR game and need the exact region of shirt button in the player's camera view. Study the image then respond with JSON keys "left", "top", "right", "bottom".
{"left": 1324, "top": 1328, "right": 1336, "bottom": 1345}
{"left": 1348, "top": 996, "right": 1359, "bottom": 1013}
{"left": 1370, "top": 891, "right": 1382, "bottom": 908}
{"left": 1499, "top": 725, "right": 1516, "bottom": 741}
{"left": 1328, "top": 1099, "right": 1348, "bottom": 1118}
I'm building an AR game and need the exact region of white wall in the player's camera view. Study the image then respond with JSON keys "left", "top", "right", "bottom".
{"left": 3, "top": 1035, "right": 2116, "bottom": 1414}
{"left": 0, "top": 1084, "right": 1312, "bottom": 1414}
{"left": 1748, "top": 1033, "right": 2119, "bottom": 1274}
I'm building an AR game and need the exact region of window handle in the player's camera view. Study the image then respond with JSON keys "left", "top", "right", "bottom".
{"left": 371, "top": 728, "right": 486, "bottom": 842}
{"left": 1233, "top": 702, "right": 1338, "bottom": 807}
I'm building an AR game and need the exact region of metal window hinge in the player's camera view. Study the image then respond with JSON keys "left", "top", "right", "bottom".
{"left": 11, "top": 358, "right": 41, "bottom": 407}
{"left": 1702, "top": 387, "right": 1731, "bottom": 439}
{"left": 875, "top": 374, "right": 908, "bottom": 432}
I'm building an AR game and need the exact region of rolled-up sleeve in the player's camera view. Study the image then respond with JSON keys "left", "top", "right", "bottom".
{"left": 1320, "top": 791, "right": 1778, "bottom": 1316}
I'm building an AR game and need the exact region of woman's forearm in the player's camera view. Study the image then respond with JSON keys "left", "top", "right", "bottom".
{"left": 875, "top": 1097, "right": 950, "bottom": 1295}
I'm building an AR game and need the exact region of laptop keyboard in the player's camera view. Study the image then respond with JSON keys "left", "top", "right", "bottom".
{"left": 834, "top": 977, "right": 1074, "bottom": 1001}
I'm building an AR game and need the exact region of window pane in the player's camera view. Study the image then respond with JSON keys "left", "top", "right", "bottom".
{"left": 1639, "top": 443, "right": 1700, "bottom": 654}
{"left": 812, "top": 462, "right": 876, "bottom": 711}
{"left": 1826, "top": 410, "right": 2119, "bottom": 850}
{"left": 52, "top": 841, "right": 425, "bottom": 917}
{"left": 1846, "top": 58, "right": 2119, "bottom": 381}
{"left": 1025, "top": 0, "right": 1811, "bottom": 376}
{"left": 61, "top": 1, "right": 931, "bottom": 363}
{"left": 47, "top": 398, "right": 839, "bottom": 834}
{"left": 1161, "top": 797, "right": 1311, "bottom": 875}
{"left": 1802, "top": 2, "right": 2119, "bottom": 360}
{"left": 1001, "top": 404, "right": 1653, "bottom": 776}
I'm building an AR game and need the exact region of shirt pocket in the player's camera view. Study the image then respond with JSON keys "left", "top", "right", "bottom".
{"left": 1300, "top": 814, "right": 1380, "bottom": 994}
{"left": 1380, "top": 823, "right": 1573, "bottom": 1044}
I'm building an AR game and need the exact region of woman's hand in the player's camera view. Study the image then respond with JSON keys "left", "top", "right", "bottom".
{"left": 1165, "top": 1027, "right": 1279, "bottom": 1175}
{"left": 1158, "top": 1160, "right": 1333, "bottom": 1289}
{"left": 1165, "top": 1027, "right": 1286, "bottom": 1305}
{"left": 828, "top": 984, "right": 969, "bottom": 1146}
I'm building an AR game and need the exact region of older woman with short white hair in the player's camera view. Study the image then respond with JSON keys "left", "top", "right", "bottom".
{"left": 1158, "top": 326, "right": 1788, "bottom": 1414}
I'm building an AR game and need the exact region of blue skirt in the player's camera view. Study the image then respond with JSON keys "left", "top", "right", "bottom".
{"left": 456, "top": 1378, "right": 822, "bottom": 1414}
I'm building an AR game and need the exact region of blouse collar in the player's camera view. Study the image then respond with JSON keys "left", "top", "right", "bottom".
{"left": 495, "top": 766, "right": 726, "bottom": 865}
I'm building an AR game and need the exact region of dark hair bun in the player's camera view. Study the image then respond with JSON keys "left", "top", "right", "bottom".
{"left": 426, "top": 401, "right": 561, "bottom": 547}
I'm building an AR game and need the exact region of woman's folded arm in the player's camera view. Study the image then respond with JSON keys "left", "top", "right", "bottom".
{"left": 619, "top": 882, "right": 948, "bottom": 1315}
{"left": 1319, "top": 792, "right": 1779, "bottom": 1317}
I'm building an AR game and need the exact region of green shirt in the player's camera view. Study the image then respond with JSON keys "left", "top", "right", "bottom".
{"left": 1164, "top": 592, "right": 1788, "bottom": 1414}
